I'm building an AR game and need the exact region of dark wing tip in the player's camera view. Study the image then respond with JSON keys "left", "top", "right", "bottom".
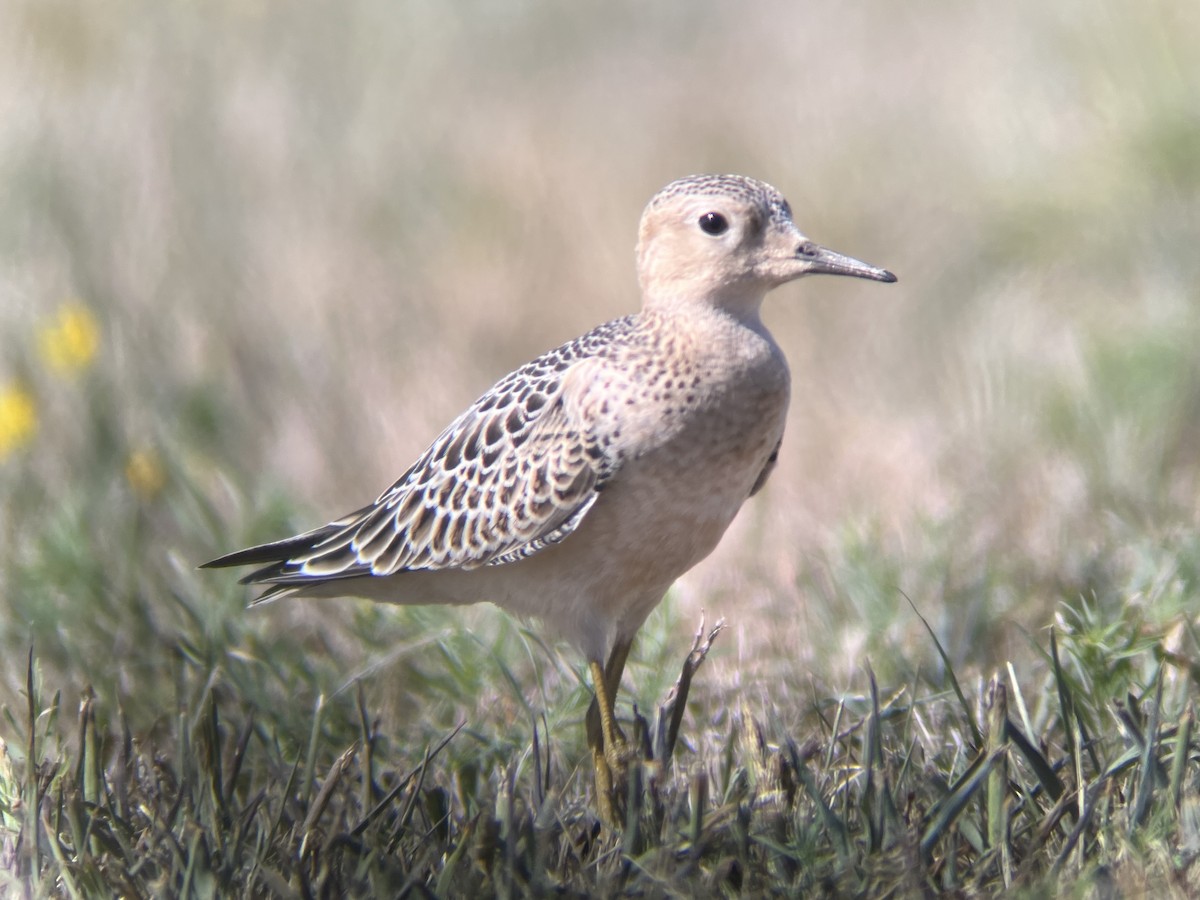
{"left": 200, "top": 504, "right": 375, "bottom": 572}
{"left": 199, "top": 549, "right": 249, "bottom": 569}
{"left": 199, "top": 543, "right": 291, "bottom": 570}
{"left": 248, "top": 583, "right": 300, "bottom": 605}
{"left": 199, "top": 525, "right": 344, "bottom": 572}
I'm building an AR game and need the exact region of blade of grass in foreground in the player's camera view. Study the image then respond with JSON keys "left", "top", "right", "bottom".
{"left": 920, "top": 746, "right": 1007, "bottom": 860}
{"left": 1049, "top": 626, "right": 1101, "bottom": 774}
{"left": 862, "top": 663, "right": 881, "bottom": 853}
{"left": 1128, "top": 666, "right": 1163, "bottom": 831}
{"left": 984, "top": 676, "right": 1011, "bottom": 888}
{"left": 350, "top": 721, "right": 465, "bottom": 837}
{"left": 1169, "top": 704, "right": 1194, "bottom": 812}
{"left": 905, "top": 592, "right": 982, "bottom": 749}
{"left": 1004, "top": 717, "right": 1065, "bottom": 803}
{"left": 786, "top": 735, "right": 851, "bottom": 860}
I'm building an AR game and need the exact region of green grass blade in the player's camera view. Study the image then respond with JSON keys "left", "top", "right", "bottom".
{"left": 905, "top": 593, "right": 982, "bottom": 749}
{"left": 1170, "top": 703, "right": 1194, "bottom": 813}
{"left": 985, "top": 677, "right": 1007, "bottom": 847}
{"left": 1004, "top": 717, "right": 1065, "bottom": 802}
{"left": 1128, "top": 666, "right": 1163, "bottom": 831}
{"left": 920, "top": 747, "right": 1005, "bottom": 859}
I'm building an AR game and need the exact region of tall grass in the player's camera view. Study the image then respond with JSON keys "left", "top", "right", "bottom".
{"left": 5, "top": 605, "right": 1200, "bottom": 896}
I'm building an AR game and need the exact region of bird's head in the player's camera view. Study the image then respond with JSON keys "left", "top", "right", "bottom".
{"left": 635, "top": 174, "right": 896, "bottom": 317}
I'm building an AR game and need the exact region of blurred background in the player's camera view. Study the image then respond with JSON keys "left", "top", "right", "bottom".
{"left": 0, "top": 0, "right": 1197, "bottom": 736}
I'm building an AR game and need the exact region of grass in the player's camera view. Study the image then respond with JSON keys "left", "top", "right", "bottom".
{"left": 5, "top": 599, "right": 1200, "bottom": 896}
{"left": 2, "top": 0, "right": 1200, "bottom": 895}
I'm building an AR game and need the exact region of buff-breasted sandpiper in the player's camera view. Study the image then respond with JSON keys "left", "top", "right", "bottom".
{"left": 204, "top": 173, "right": 897, "bottom": 823}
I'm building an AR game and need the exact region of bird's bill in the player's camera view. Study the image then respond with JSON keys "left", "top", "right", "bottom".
{"left": 798, "top": 241, "right": 897, "bottom": 283}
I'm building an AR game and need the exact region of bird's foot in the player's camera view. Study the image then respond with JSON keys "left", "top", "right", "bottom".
{"left": 593, "top": 731, "right": 641, "bottom": 828}
{"left": 606, "top": 729, "right": 637, "bottom": 778}
{"left": 592, "top": 746, "right": 621, "bottom": 828}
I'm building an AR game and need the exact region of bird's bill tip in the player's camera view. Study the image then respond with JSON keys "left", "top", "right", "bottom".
{"left": 799, "top": 242, "right": 897, "bottom": 284}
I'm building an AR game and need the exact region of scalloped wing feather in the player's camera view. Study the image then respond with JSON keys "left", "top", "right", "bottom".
{"left": 222, "top": 319, "right": 636, "bottom": 588}
{"left": 298, "top": 388, "right": 603, "bottom": 576}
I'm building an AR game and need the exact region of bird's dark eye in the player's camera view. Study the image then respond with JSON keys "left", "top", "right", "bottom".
{"left": 698, "top": 212, "right": 728, "bottom": 236}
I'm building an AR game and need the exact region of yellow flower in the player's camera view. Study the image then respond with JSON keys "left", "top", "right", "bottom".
{"left": 0, "top": 383, "right": 38, "bottom": 459}
{"left": 38, "top": 302, "right": 100, "bottom": 374}
{"left": 125, "top": 448, "right": 166, "bottom": 500}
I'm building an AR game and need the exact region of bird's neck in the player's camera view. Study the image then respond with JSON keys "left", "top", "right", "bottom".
{"left": 640, "top": 284, "right": 769, "bottom": 331}
{"left": 638, "top": 291, "right": 776, "bottom": 355}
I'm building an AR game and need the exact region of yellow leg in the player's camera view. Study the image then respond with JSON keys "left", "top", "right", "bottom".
{"left": 591, "top": 744, "right": 618, "bottom": 826}
{"left": 590, "top": 660, "right": 626, "bottom": 760}
{"left": 589, "top": 660, "right": 619, "bottom": 827}
{"left": 586, "top": 638, "right": 635, "bottom": 827}
{"left": 602, "top": 638, "right": 633, "bottom": 716}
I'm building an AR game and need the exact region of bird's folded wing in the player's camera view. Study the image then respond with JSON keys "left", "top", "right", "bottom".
{"left": 215, "top": 356, "right": 614, "bottom": 587}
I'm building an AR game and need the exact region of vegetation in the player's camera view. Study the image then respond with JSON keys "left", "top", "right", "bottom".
{"left": 2, "top": 0, "right": 1199, "bottom": 895}
{"left": 5, "top": 599, "right": 1200, "bottom": 896}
